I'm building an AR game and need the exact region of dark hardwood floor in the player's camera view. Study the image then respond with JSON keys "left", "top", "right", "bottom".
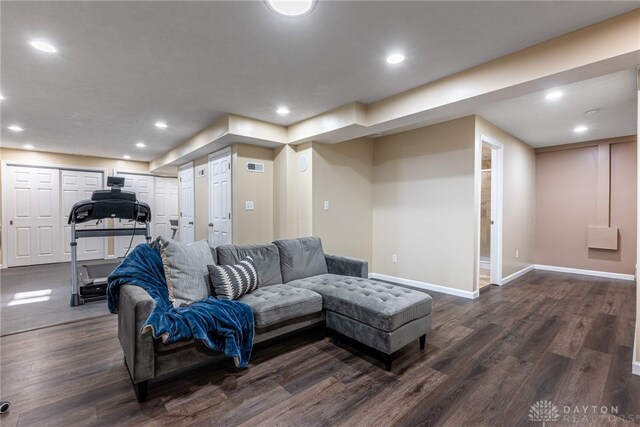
{"left": 1, "top": 270, "right": 639, "bottom": 426}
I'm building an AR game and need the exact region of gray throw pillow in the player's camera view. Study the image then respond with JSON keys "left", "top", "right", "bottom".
{"left": 272, "top": 237, "right": 328, "bottom": 283}
{"left": 160, "top": 237, "right": 215, "bottom": 307}
{"left": 208, "top": 257, "right": 260, "bottom": 300}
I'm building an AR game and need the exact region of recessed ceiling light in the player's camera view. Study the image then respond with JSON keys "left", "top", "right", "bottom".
{"left": 573, "top": 125, "right": 588, "bottom": 133}
{"left": 30, "top": 40, "right": 57, "bottom": 53}
{"left": 545, "top": 90, "right": 563, "bottom": 100}
{"left": 276, "top": 106, "right": 290, "bottom": 115}
{"left": 265, "top": 0, "right": 317, "bottom": 17}
{"left": 136, "top": 142, "right": 146, "bottom": 148}
{"left": 8, "top": 125, "right": 24, "bottom": 132}
{"left": 155, "top": 121, "right": 168, "bottom": 129}
{"left": 23, "top": 144, "right": 34, "bottom": 150}
{"left": 123, "top": 155, "right": 131, "bottom": 160}
{"left": 386, "top": 53, "right": 405, "bottom": 65}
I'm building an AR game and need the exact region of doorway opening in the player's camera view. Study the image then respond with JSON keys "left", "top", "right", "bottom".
{"left": 478, "top": 136, "right": 504, "bottom": 289}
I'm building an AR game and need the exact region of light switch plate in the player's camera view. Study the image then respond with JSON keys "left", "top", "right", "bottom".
{"left": 323, "top": 201, "right": 330, "bottom": 210}
{"left": 245, "top": 201, "right": 254, "bottom": 211}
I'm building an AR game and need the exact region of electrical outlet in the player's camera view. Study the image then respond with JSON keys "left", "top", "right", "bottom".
{"left": 392, "top": 254, "right": 397, "bottom": 263}
{"left": 245, "top": 201, "right": 254, "bottom": 211}
{"left": 515, "top": 249, "right": 519, "bottom": 259}
{"left": 323, "top": 200, "right": 330, "bottom": 211}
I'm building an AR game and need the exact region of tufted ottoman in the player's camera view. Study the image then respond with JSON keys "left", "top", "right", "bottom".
{"left": 288, "top": 274, "right": 432, "bottom": 370}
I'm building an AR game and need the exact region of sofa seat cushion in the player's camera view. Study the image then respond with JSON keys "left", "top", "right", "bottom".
{"left": 239, "top": 284, "right": 322, "bottom": 329}
{"left": 288, "top": 275, "right": 432, "bottom": 332}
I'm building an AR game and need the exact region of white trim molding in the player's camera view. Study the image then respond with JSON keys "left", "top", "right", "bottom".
{"left": 534, "top": 264, "right": 635, "bottom": 281}
{"left": 369, "top": 273, "right": 479, "bottom": 299}
{"left": 502, "top": 265, "right": 535, "bottom": 285}
{"left": 633, "top": 336, "right": 640, "bottom": 376}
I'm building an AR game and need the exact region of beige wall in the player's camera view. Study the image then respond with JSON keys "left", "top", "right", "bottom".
{"left": 295, "top": 143, "right": 314, "bottom": 237}
{"left": 476, "top": 117, "right": 536, "bottom": 278}
{"left": 636, "top": 70, "right": 639, "bottom": 368}
{"left": 372, "top": 116, "right": 477, "bottom": 292}
{"left": 232, "top": 144, "right": 274, "bottom": 244}
{"left": 193, "top": 156, "right": 209, "bottom": 242}
{"left": 535, "top": 137, "right": 637, "bottom": 275}
{"left": 312, "top": 138, "right": 373, "bottom": 263}
{"left": 273, "top": 145, "right": 298, "bottom": 240}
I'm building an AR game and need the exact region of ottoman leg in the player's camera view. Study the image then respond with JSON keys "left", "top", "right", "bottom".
{"left": 384, "top": 354, "right": 392, "bottom": 371}
{"left": 419, "top": 334, "right": 426, "bottom": 350}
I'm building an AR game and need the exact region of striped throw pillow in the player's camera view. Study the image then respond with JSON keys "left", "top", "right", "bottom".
{"left": 208, "top": 257, "right": 260, "bottom": 300}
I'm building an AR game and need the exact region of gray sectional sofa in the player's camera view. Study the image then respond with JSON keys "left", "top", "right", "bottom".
{"left": 118, "top": 237, "right": 432, "bottom": 402}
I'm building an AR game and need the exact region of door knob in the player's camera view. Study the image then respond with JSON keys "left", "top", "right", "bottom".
{"left": 208, "top": 223, "right": 214, "bottom": 227}
{"left": 188, "top": 221, "right": 194, "bottom": 225}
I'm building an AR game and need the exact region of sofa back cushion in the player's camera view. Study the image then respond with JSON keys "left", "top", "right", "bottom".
{"left": 160, "top": 237, "right": 214, "bottom": 307}
{"left": 273, "top": 237, "right": 328, "bottom": 283}
{"left": 216, "top": 243, "right": 283, "bottom": 286}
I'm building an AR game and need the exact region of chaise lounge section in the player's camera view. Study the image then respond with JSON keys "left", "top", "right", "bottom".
{"left": 118, "top": 237, "right": 432, "bottom": 401}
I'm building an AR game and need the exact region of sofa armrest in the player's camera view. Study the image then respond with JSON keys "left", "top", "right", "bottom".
{"left": 118, "top": 285, "right": 156, "bottom": 384}
{"left": 325, "top": 254, "right": 368, "bottom": 278}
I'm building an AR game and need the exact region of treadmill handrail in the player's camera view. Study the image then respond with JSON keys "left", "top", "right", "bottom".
{"left": 75, "top": 228, "right": 150, "bottom": 238}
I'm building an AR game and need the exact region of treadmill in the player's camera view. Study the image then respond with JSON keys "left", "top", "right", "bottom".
{"left": 68, "top": 176, "right": 152, "bottom": 307}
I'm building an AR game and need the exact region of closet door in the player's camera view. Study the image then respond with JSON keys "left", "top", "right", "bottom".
{"left": 114, "top": 173, "right": 154, "bottom": 257}
{"left": 208, "top": 151, "right": 232, "bottom": 247}
{"left": 60, "top": 170, "right": 105, "bottom": 261}
{"left": 6, "top": 166, "right": 61, "bottom": 266}
{"left": 154, "top": 177, "right": 179, "bottom": 240}
{"left": 178, "top": 163, "right": 195, "bottom": 244}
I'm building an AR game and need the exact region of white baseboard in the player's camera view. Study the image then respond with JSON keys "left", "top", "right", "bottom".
{"left": 502, "top": 265, "right": 535, "bottom": 285}
{"left": 479, "top": 260, "right": 490, "bottom": 269}
{"left": 633, "top": 361, "right": 640, "bottom": 377}
{"left": 534, "top": 264, "right": 635, "bottom": 281}
{"left": 105, "top": 255, "right": 117, "bottom": 260}
{"left": 369, "top": 273, "right": 479, "bottom": 299}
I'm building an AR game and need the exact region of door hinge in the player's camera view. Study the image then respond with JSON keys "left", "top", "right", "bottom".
{"left": 179, "top": 177, "right": 182, "bottom": 182}
{"left": 228, "top": 163, "right": 231, "bottom": 170}
{"left": 228, "top": 212, "right": 231, "bottom": 219}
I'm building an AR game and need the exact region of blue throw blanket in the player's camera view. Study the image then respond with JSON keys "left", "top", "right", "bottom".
{"left": 107, "top": 243, "right": 254, "bottom": 368}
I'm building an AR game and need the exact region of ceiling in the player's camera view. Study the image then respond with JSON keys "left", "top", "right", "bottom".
{"left": 477, "top": 69, "right": 638, "bottom": 148}
{"left": 1, "top": 1, "right": 638, "bottom": 160}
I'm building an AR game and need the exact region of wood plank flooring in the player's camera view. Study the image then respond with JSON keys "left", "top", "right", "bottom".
{"left": 1, "top": 270, "right": 639, "bottom": 426}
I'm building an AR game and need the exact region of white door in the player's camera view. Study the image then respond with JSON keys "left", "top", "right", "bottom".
{"left": 115, "top": 173, "right": 154, "bottom": 257}
{"left": 154, "top": 177, "right": 179, "bottom": 240}
{"left": 208, "top": 151, "right": 232, "bottom": 247}
{"left": 6, "top": 166, "right": 61, "bottom": 266}
{"left": 61, "top": 170, "right": 105, "bottom": 261}
{"left": 179, "top": 163, "right": 195, "bottom": 244}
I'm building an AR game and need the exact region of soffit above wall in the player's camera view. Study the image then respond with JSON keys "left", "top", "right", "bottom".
{"left": 476, "top": 69, "right": 638, "bottom": 148}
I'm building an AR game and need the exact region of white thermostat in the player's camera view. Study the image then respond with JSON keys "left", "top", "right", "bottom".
{"left": 247, "top": 162, "right": 264, "bottom": 173}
